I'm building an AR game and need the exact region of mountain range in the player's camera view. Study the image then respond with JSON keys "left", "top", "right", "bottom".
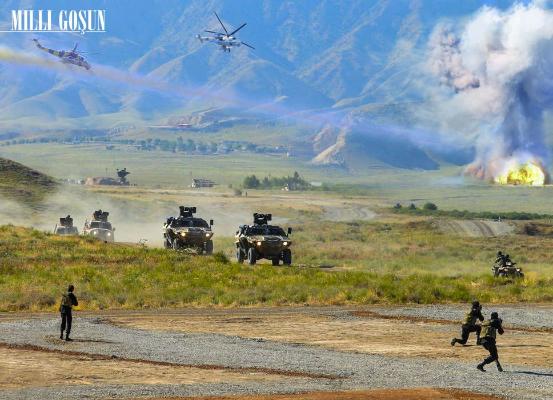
{"left": 0, "top": 0, "right": 520, "bottom": 170}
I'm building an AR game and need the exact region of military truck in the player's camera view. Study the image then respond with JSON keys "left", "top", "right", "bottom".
{"left": 235, "top": 213, "right": 292, "bottom": 266}
{"left": 54, "top": 215, "right": 79, "bottom": 235}
{"left": 83, "top": 210, "right": 115, "bottom": 242}
{"left": 163, "top": 206, "right": 214, "bottom": 254}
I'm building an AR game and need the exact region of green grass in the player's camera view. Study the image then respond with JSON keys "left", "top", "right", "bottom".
{"left": 1, "top": 223, "right": 553, "bottom": 312}
{"left": 292, "top": 219, "right": 553, "bottom": 277}
{"left": 393, "top": 206, "right": 553, "bottom": 221}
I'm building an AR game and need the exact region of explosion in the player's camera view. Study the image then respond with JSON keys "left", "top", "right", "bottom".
{"left": 494, "top": 161, "right": 547, "bottom": 186}
{"left": 427, "top": 2, "right": 553, "bottom": 186}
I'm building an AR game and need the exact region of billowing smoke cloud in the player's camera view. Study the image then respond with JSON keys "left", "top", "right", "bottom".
{"left": 427, "top": 1, "right": 553, "bottom": 183}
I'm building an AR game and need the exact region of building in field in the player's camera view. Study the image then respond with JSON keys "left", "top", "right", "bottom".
{"left": 191, "top": 178, "right": 215, "bottom": 188}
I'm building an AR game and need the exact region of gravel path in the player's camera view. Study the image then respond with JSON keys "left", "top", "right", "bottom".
{"left": 1, "top": 308, "right": 552, "bottom": 400}
{"left": 366, "top": 304, "right": 553, "bottom": 330}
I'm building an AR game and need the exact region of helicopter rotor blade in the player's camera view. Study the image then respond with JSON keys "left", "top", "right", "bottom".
{"left": 205, "top": 30, "right": 223, "bottom": 35}
{"left": 241, "top": 41, "right": 255, "bottom": 50}
{"left": 214, "top": 12, "right": 228, "bottom": 35}
{"left": 229, "top": 22, "right": 247, "bottom": 37}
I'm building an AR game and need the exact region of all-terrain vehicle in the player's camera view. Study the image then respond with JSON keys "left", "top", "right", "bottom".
{"left": 53, "top": 215, "right": 79, "bottom": 235}
{"left": 83, "top": 210, "right": 115, "bottom": 242}
{"left": 492, "top": 259, "right": 524, "bottom": 278}
{"left": 235, "top": 213, "right": 292, "bottom": 265}
{"left": 163, "top": 206, "right": 214, "bottom": 254}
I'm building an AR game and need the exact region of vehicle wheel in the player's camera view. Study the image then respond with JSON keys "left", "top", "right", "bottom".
{"left": 205, "top": 240, "right": 214, "bottom": 255}
{"left": 282, "top": 249, "right": 292, "bottom": 265}
{"left": 247, "top": 248, "right": 257, "bottom": 265}
{"left": 272, "top": 258, "right": 279, "bottom": 266}
{"left": 236, "top": 248, "right": 244, "bottom": 264}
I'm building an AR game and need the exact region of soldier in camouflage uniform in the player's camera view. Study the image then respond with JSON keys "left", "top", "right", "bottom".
{"left": 451, "top": 300, "right": 484, "bottom": 346}
{"left": 59, "top": 284, "right": 78, "bottom": 341}
{"left": 477, "top": 311, "right": 504, "bottom": 372}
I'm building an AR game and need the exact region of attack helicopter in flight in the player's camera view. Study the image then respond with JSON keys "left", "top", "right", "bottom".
{"left": 196, "top": 12, "right": 254, "bottom": 52}
{"left": 32, "top": 39, "right": 91, "bottom": 70}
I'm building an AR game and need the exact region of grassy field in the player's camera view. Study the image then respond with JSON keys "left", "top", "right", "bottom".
{"left": 4, "top": 143, "right": 553, "bottom": 213}
{"left": 1, "top": 218, "right": 553, "bottom": 312}
{"left": 0, "top": 157, "right": 58, "bottom": 206}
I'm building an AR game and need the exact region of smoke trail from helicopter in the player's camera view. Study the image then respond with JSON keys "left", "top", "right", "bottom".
{"left": 0, "top": 44, "right": 346, "bottom": 130}
{"left": 0, "top": 44, "right": 439, "bottom": 151}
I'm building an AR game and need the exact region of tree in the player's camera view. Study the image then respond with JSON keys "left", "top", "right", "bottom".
{"left": 243, "top": 175, "right": 260, "bottom": 189}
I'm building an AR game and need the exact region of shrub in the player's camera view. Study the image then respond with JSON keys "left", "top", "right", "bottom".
{"left": 423, "top": 202, "right": 438, "bottom": 211}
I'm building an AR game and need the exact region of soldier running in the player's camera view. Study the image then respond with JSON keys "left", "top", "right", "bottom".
{"left": 451, "top": 300, "right": 484, "bottom": 346}
{"left": 477, "top": 312, "right": 505, "bottom": 372}
{"left": 59, "top": 284, "right": 78, "bottom": 341}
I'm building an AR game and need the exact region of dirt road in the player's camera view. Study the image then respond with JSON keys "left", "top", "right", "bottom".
{"left": 1, "top": 306, "right": 551, "bottom": 400}
{"left": 437, "top": 220, "right": 514, "bottom": 237}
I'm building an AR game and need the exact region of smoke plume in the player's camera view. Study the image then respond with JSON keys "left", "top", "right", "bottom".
{"left": 427, "top": 1, "right": 553, "bottom": 183}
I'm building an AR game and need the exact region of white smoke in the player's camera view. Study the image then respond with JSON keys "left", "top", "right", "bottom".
{"left": 427, "top": 1, "right": 553, "bottom": 181}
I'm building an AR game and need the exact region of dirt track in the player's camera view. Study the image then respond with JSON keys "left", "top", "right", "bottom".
{"left": 437, "top": 220, "right": 514, "bottom": 237}
{"left": 142, "top": 388, "right": 502, "bottom": 400}
{"left": 1, "top": 306, "right": 552, "bottom": 400}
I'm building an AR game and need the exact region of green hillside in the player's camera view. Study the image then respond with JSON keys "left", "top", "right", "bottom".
{"left": 0, "top": 157, "right": 58, "bottom": 206}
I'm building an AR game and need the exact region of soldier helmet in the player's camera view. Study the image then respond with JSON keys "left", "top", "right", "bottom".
{"left": 472, "top": 300, "right": 480, "bottom": 307}
{"left": 491, "top": 311, "right": 499, "bottom": 319}
{"left": 68, "top": 284, "right": 75, "bottom": 292}
{"left": 497, "top": 251, "right": 503, "bottom": 256}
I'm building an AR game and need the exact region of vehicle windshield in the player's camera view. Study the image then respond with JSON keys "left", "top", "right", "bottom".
{"left": 90, "top": 221, "right": 112, "bottom": 229}
{"left": 171, "top": 218, "right": 209, "bottom": 228}
{"left": 245, "top": 225, "right": 286, "bottom": 236}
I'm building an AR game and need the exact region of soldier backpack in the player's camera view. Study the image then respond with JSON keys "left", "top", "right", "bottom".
{"left": 481, "top": 320, "right": 497, "bottom": 339}
{"left": 61, "top": 293, "right": 73, "bottom": 308}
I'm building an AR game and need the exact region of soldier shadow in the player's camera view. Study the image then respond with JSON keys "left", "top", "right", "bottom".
{"left": 72, "top": 338, "right": 116, "bottom": 344}
{"left": 512, "top": 371, "right": 553, "bottom": 377}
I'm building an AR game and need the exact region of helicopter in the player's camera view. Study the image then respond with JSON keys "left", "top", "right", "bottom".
{"left": 32, "top": 39, "right": 91, "bottom": 70}
{"left": 196, "top": 12, "right": 254, "bottom": 52}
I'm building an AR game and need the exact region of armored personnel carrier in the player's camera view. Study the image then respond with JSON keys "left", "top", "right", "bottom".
{"left": 54, "top": 215, "right": 79, "bottom": 236}
{"left": 83, "top": 210, "right": 115, "bottom": 242}
{"left": 163, "top": 206, "right": 214, "bottom": 254}
{"left": 235, "top": 213, "right": 292, "bottom": 266}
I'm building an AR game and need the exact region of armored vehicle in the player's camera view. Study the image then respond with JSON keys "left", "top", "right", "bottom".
{"left": 163, "top": 206, "right": 214, "bottom": 254}
{"left": 235, "top": 213, "right": 292, "bottom": 266}
{"left": 83, "top": 210, "right": 115, "bottom": 242}
{"left": 54, "top": 215, "right": 79, "bottom": 235}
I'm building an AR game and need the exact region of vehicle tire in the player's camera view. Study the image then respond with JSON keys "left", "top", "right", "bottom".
{"left": 272, "top": 258, "right": 279, "bottom": 266}
{"left": 247, "top": 248, "right": 257, "bottom": 265}
{"left": 205, "top": 240, "right": 214, "bottom": 255}
{"left": 236, "top": 248, "right": 244, "bottom": 264}
{"left": 282, "top": 249, "right": 292, "bottom": 265}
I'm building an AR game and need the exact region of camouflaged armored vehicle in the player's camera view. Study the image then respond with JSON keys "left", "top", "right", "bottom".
{"left": 163, "top": 206, "right": 214, "bottom": 254}
{"left": 235, "top": 213, "right": 292, "bottom": 265}
{"left": 83, "top": 210, "right": 115, "bottom": 242}
{"left": 54, "top": 215, "right": 79, "bottom": 236}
